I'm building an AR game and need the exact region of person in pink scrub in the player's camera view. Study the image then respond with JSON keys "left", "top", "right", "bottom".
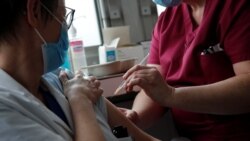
{"left": 122, "top": 0, "right": 250, "bottom": 140}
{"left": 0, "top": 0, "right": 160, "bottom": 141}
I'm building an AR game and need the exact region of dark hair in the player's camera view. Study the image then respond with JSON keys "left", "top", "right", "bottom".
{"left": 0, "top": 0, "right": 58, "bottom": 43}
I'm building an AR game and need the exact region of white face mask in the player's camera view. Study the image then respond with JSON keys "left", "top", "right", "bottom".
{"left": 152, "top": 0, "right": 182, "bottom": 7}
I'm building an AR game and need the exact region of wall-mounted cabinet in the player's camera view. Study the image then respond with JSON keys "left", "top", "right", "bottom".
{"left": 98, "top": 0, "right": 158, "bottom": 43}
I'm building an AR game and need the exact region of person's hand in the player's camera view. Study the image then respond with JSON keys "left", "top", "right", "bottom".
{"left": 59, "top": 71, "right": 103, "bottom": 104}
{"left": 118, "top": 107, "right": 139, "bottom": 124}
{"left": 123, "top": 65, "right": 175, "bottom": 107}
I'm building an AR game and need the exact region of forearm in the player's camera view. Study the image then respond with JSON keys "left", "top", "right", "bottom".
{"left": 59, "top": 71, "right": 105, "bottom": 141}
{"left": 132, "top": 91, "right": 166, "bottom": 129}
{"left": 69, "top": 96, "right": 105, "bottom": 141}
{"left": 168, "top": 73, "right": 250, "bottom": 115}
{"left": 105, "top": 99, "right": 159, "bottom": 141}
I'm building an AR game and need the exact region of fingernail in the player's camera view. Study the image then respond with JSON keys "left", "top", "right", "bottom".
{"left": 122, "top": 75, "right": 127, "bottom": 79}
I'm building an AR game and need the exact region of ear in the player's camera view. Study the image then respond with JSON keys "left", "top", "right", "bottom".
{"left": 26, "top": 0, "right": 41, "bottom": 28}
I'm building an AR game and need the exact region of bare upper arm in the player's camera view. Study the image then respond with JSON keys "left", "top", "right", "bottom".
{"left": 233, "top": 60, "right": 250, "bottom": 76}
{"left": 104, "top": 99, "right": 159, "bottom": 141}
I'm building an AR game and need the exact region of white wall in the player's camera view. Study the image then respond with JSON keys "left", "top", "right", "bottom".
{"left": 65, "top": 0, "right": 102, "bottom": 47}
{"left": 157, "top": 5, "right": 166, "bottom": 15}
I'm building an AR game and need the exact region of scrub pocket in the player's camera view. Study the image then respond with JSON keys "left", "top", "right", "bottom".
{"left": 199, "top": 52, "right": 234, "bottom": 83}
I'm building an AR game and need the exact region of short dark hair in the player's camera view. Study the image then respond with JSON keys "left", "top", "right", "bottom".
{"left": 0, "top": 0, "right": 58, "bottom": 43}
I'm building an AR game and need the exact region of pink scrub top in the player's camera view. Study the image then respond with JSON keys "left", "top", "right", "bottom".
{"left": 149, "top": 0, "right": 250, "bottom": 140}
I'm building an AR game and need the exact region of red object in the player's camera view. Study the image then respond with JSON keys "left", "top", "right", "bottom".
{"left": 70, "top": 40, "right": 83, "bottom": 47}
{"left": 70, "top": 40, "right": 84, "bottom": 53}
{"left": 149, "top": 0, "right": 250, "bottom": 140}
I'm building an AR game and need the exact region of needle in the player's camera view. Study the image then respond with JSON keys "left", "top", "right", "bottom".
{"left": 114, "top": 53, "right": 150, "bottom": 95}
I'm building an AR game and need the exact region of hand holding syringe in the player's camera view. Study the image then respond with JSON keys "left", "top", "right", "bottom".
{"left": 114, "top": 54, "right": 150, "bottom": 95}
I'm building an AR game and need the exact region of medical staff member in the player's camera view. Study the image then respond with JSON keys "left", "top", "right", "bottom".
{"left": 0, "top": 0, "right": 160, "bottom": 141}
{"left": 122, "top": 0, "right": 250, "bottom": 141}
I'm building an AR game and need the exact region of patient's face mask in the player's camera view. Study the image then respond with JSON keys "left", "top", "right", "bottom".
{"left": 34, "top": 5, "right": 69, "bottom": 74}
{"left": 152, "top": 0, "right": 182, "bottom": 7}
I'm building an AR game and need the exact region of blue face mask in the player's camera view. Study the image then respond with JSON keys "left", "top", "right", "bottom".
{"left": 34, "top": 23, "right": 69, "bottom": 74}
{"left": 152, "top": 0, "right": 182, "bottom": 7}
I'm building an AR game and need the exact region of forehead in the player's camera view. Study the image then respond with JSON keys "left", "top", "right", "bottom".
{"left": 57, "top": 0, "right": 66, "bottom": 14}
{"left": 58, "top": 0, "right": 65, "bottom": 7}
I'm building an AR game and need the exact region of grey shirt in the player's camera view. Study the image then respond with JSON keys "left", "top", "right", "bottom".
{"left": 0, "top": 69, "right": 118, "bottom": 141}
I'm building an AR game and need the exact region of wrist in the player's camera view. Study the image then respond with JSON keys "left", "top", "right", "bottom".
{"left": 68, "top": 93, "right": 92, "bottom": 106}
{"left": 69, "top": 97, "right": 95, "bottom": 115}
{"left": 164, "top": 86, "right": 176, "bottom": 107}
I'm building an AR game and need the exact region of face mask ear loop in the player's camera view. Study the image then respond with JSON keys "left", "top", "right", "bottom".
{"left": 34, "top": 28, "right": 48, "bottom": 46}
{"left": 34, "top": 28, "right": 48, "bottom": 73}
{"left": 40, "top": 3, "right": 63, "bottom": 25}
